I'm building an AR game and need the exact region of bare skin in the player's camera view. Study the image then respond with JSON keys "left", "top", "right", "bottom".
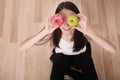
{"left": 19, "top": 8, "right": 116, "bottom": 54}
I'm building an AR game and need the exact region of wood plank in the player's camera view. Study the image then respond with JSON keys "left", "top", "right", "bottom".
{"left": 88, "top": 0, "right": 99, "bottom": 25}
{"left": 0, "top": 0, "right": 6, "bottom": 37}
{"left": 102, "top": 0, "right": 118, "bottom": 80}
{"left": 10, "top": 0, "right": 20, "bottom": 43}
{"left": 81, "top": 0, "right": 90, "bottom": 24}
{"left": 112, "top": 34, "right": 120, "bottom": 80}
{"left": 112, "top": 0, "right": 120, "bottom": 34}
{"left": 34, "top": 0, "right": 42, "bottom": 23}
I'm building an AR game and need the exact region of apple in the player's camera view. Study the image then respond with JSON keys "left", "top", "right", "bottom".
{"left": 51, "top": 14, "right": 64, "bottom": 27}
{"left": 67, "top": 15, "right": 79, "bottom": 27}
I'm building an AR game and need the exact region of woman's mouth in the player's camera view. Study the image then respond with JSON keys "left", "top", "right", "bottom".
{"left": 63, "top": 28, "right": 71, "bottom": 31}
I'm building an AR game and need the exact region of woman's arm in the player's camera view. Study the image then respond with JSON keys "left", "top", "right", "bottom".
{"left": 19, "top": 15, "right": 59, "bottom": 51}
{"left": 20, "top": 20, "right": 59, "bottom": 51}
{"left": 75, "top": 14, "right": 116, "bottom": 54}
{"left": 19, "top": 27, "right": 50, "bottom": 50}
{"left": 85, "top": 26, "right": 116, "bottom": 53}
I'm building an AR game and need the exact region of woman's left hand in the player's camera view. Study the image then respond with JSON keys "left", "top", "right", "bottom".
{"left": 75, "top": 14, "right": 88, "bottom": 34}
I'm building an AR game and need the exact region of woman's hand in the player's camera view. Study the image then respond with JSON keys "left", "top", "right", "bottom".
{"left": 75, "top": 14, "right": 88, "bottom": 34}
{"left": 45, "top": 16, "right": 59, "bottom": 34}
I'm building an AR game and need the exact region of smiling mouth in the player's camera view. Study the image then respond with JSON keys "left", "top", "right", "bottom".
{"left": 63, "top": 28, "right": 71, "bottom": 31}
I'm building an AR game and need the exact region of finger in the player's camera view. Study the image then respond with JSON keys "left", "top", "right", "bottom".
{"left": 83, "top": 16, "right": 87, "bottom": 21}
{"left": 47, "top": 15, "right": 54, "bottom": 23}
{"left": 76, "top": 13, "right": 84, "bottom": 17}
{"left": 77, "top": 14, "right": 87, "bottom": 21}
{"left": 45, "top": 23, "right": 49, "bottom": 30}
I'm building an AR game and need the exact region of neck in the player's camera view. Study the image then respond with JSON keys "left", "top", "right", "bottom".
{"left": 61, "top": 29, "right": 74, "bottom": 42}
{"left": 62, "top": 34, "right": 73, "bottom": 42}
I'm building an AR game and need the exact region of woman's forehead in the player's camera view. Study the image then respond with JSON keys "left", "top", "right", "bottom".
{"left": 59, "top": 9, "right": 75, "bottom": 18}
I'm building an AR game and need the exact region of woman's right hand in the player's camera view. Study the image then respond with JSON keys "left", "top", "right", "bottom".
{"left": 45, "top": 16, "right": 59, "bottom": 34}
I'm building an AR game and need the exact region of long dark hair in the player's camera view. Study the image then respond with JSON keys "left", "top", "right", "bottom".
{"left": 52, "top": 1, "right": 88, "bottom": 52}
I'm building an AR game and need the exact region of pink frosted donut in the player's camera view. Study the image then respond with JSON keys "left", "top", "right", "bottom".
{"left": 51, "top": 14, "right": 64, "bottom": 27}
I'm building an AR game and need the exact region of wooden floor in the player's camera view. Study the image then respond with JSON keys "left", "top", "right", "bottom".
{"left": 0, "top": 0, "right": 120, "bottom": 80}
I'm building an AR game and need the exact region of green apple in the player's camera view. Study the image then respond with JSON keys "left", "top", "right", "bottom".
{"left": 67, "top": 15, "right": 79, "bottom": 27}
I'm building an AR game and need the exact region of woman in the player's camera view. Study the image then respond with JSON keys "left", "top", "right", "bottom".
{"left": 20, "top": 1, "right": 116, "bottom": 80}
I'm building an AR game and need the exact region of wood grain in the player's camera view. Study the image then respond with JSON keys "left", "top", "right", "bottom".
{"left": 0, "top": 0, "right": 120, "bottom": 80}
{"left": 0, "top": 0, "right": 6, "bottom": 37}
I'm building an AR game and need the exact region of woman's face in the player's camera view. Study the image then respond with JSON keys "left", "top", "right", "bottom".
{"left": 59, "top": 9, "right": 76, "bottom": 36}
